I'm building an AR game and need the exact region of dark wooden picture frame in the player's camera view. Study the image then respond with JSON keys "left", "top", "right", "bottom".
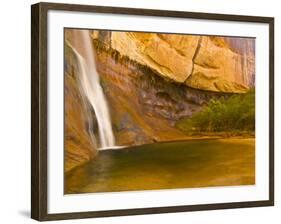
{"left": 31, "top": 2, "right": 274, "bottom": 221}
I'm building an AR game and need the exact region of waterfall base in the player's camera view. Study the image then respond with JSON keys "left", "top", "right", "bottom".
{"left": 99, "top": 145, "right": 128, "bottom": 151}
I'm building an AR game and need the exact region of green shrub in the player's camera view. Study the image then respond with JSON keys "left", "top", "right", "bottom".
{"left": 176, "top": 89, "right": 255, "bottom": 132}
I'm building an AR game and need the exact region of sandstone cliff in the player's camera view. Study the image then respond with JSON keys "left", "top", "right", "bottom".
{"left": 93, "top": 31, "right": 255, "bottom": 93}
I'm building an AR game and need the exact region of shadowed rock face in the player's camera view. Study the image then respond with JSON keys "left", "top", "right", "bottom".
{"left": 93, "top": 31, "right": 255, "bottom": 93}
{"left": 64, "top": 40, "right": 97, "bottom": 172}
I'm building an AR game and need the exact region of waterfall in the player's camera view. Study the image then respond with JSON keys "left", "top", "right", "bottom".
{"left": 70, "top": 30, "right": 115, "bottom": 149}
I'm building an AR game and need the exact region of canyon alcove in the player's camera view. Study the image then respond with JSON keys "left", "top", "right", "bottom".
{"left": 64, "top": 29, "right": 255, "bottom": 194}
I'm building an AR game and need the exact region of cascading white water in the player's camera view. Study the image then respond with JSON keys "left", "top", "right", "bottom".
{"left": 71, "top": 30, "right": 115, "bottom": 149}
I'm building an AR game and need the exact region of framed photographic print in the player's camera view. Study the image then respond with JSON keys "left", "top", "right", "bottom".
{"left": 31, "top": 2, "right": 274, "bottom": 221}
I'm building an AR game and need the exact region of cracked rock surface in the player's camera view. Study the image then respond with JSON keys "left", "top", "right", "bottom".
{"left": 93, "top": 31, "right": 255, "bottom": 93}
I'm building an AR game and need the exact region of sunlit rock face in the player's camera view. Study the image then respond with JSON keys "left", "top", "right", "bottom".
{"left": 93, "top": 31, "right": 255, "bottom": 93}
{"left": 187, "top": 37, "right": 255, "bottom": 92}
{"left": 109, "top": 32, "right": 198, "bottom": 83}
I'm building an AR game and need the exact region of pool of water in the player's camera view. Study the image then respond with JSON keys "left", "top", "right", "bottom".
{"left": 65, "top": 138, "right": 255, "bottom": 194}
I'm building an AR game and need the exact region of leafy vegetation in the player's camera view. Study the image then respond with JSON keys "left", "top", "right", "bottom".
{"left": 176, "top": 89, "right": 255, "bottom": 133}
